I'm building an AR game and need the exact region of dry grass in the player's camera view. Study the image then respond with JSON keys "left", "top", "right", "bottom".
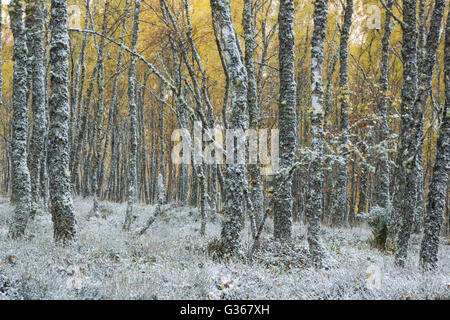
{"left": 0, "top": 196, "right": 448, "bottom": 300}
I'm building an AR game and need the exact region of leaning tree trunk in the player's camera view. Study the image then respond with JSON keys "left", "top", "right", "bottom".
{"left": 395, "top": 0, "right": 445, "bottom": 267}
{"left": 331, "top": 0, "right": 353, "bottom": 226}
{"left": 123, "top": 0, "right": 141, "bottom": 231}
{"left": 306, "top": 0, "right": 328, "bottom": 267}
{"left": 8, "top": 0, "right": 32, "bottom": 238}
{"left": 273, "top": 0, "right": 297, "bottom": 240}
{"left": 26, "top": 0, "right": 47, "bottom": 220}
{"left": 48, "top": 0, "right": 77, "bottom": 243}
{"left": 210, "top": 0, "right": 248, "bottom": 255}
{"left": 419, "top": 8, "right": 450, "bottom": 271}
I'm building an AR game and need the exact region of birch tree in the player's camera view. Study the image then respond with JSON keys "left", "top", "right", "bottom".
{"left": 48, "top": 0, "right": 76, "bottom": 243}
{"left": 210, "top": 0, "right": 248, "bottom": 254}
{"left": 331, "top": 0, "right": 353, "bottom": 226}
{"left": 8, "top": 0, "right": 32, "bottom": 238}
{"left": 419, "top": 7, "right": 449, "bottom": 271}
{"left": 243, "top": 0, "right": 263, "bottom": 231}
{"left": 395, "top": 0, "right": 446, "bottom": 267}
{"left": 306, "top": 0, "right": 328, "bottom": 267}
{"left": 92, "top": 0, "right": 110, "bottom": 216}
{"left": 375, "top": 0, "right": 394, "bottom": 211}
{"left": 27, "top": 0, "right": 47, "bottom": 219}
{"left": 273, "top": 0, "right": 297, "bottom": 240}
{"left": 123, "top": 0, "right": 141, "bottom": 231}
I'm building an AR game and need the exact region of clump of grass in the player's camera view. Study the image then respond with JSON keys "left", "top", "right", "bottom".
{"left": 206, "top": 237, "right": 227, "bottom": 261}
{"left": 361, "top": 204, "right": 392, "bottom": 250}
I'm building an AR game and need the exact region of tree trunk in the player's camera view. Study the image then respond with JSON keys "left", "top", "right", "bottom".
{"left": 48, "top": 0, "right": 77, "bottom": 243}
{"left": 331, "top": 0, "right": 353, "bottom": 226}
{"left": 419, "top": 10, "right": 450, "bottom": 270}
{"left": 26, "top": 0, "right": 47, "bottom": 219}
{"left": 123, "top": 0, "right": 141, "bottom": 231}
{"left": 243, "top": 0, "right": 263, "bottom": 233}
{"left": 375, "top": 0, "right": 393, "bottom": 211}
{"left": 273, "top": 0, "right": 297, "bottom": 240}
{"left": 306, "top": 0, "right": 328, "bottom": 267}
{"left": 210, "top": 0, "right": 248, "bottom": 255}
{"left": 8, "top": 0, "right": 32, "bottom": 238}
{"left": 395, "top": 0, "right": 445, "bottom": 267}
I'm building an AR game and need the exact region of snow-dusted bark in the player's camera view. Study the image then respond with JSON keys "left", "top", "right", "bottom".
{"left": 159, "top": 82, "right": 166, "bottom": 203}
{"left": 0, "top": 6, "right": 2, "bottom": 116}
{"left": 100, "top": 0, "right": 130, "bottom": 201}
{"left": 416, "top": 0, "right": 446, "bottom": 234}
{"left": 92, "top": 0, "right": 109, "bottom": 216}
{"left": 395, "top": 0, "right": 446, "bottom": 267}
{"left": 8, "top": 0, "right": 32, "bottom": 238}
{"left": 375, "top": 0, "right": 393, "bottom": 211}
{"left": 243, "top": 0, "right": 263, "bottom": 232}
{"left": 48, "top": 0, "right": 76, "bottom": 243}
{"left": 306, "top": 0, "right": 328, "bottom": 267}
{"left": 210, "top": 0, "right": 248, "bottom": 254}
{"left": 123, "top": 0, "right": 141, "bottom": 231}
{"left": 392, "top": 0, "right": 419, "bottom": 266}
{"left": 69, "top": 1, "right": 90, "bottom": 191}
{"left": 419, "top": 9, "right": 450, "bottom": 271}
{"left": 170, "top": 37, "right": 189, "bottom": 206}
{"left": 331, "top": 0, "right": 353, "bottom": 226}
{"left": 27, "top": 0, "right": 47, "bottom": 219}
{"left": 273, "top": 0, "right": 297, "bottom": 240}
{"left": 137, "top": 174, "right": 167, "bottom": 236}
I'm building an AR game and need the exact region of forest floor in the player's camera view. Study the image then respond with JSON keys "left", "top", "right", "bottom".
{"left": 0, "top": 196, "right": 449, "bottom": 300}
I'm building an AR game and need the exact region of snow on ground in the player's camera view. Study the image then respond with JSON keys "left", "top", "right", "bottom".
{"left": 0, "top": 196, "right": 449, "bottom": 300}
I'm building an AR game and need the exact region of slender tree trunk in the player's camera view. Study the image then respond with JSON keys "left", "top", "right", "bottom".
{"left": 48, "top": 0, "right": 77, "bottom": 243}
{"left": 8, "top": 0, "right": 32, "bottom": 238}
{"left": 395, "top": 0, "right": 445, "bottom": 267}
{"left": 123, "top": 0, "right": 141, "bottom": 231}
{"left": 307, "top": 0, "right": 328, "bottom": 267}
{"left": 101, "top": 0, "right": 130, "bottom": 200}
{"left": 419, "top": 9, "right": 450, "bottom": 271}
{"left": 26, "top": 0, "right": 46, "bottom": 219}
{"left": 159, "top": 82, "right": 166, "bottom": 203}
{"left": 331, "top": 0, "right": 353, "bottom": 226}
{"left": 375, "top": 0, "right": 393, "bottom": 211}
{"left": 392, "top": 0, "right": 419, "bottom": 267}
{"left": 92, "top": 0, "right": 109, "bottom": 215}
{"left": 273, "top": 0, "right": 297, "bottom": 240}
{"left": 243, "top": 0, "right": 263, "bottom": 232}
{"left": 210, "top": 0, "right": 248, "bottom": 254}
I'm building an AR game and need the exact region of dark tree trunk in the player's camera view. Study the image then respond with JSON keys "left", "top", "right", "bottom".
{"left": 419, "top": 10, "right": 450, "bottom": 270}
{"left": 273, "top": 0, "right": 297, "bottom": 240}
{"left": 48, "top": 0, "right": 77, "bottom": 243}
{"left": 8, "top": 0, "right": 32, "bottom": 238}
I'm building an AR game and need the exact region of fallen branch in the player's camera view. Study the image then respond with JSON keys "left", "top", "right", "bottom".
{"left": 136, "top": 203, "right": 177, "bottom": 236}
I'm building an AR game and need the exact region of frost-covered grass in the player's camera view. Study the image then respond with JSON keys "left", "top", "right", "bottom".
{"left": 0, "top": 196, "right": 449, "bottom": 300}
